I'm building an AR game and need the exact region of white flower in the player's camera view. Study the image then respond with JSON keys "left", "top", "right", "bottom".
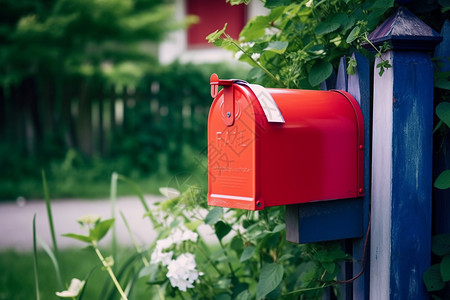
{"left": 77, "top": 214, "right": 101, "bottom": 229}
{"left": 150, "top": 226, "right": 197, "bottom": 266}
{"left": 56, "top": 278, "right": 85, "bottom": 298}
{"left": 305, "top": 0, "right": 313, "bottom": 7}
{"left": 171, "top": 227, "right": 198, "bottom": 245}
{"left": 251, "top": 53, "right": 261, "bottom": 61}
{"left": 166, "top": 253, "right": 201, "bottom": 291}
{"left": 234, "top": 51, "right": 244, "bottom": 60}
{"left": 240, "top": 42, "right": 255, "bottom": 48}
{"left": 78, "top": 214, "right": 101, "bottom": 224}
{"left": 150, "top": 246, "right": 173, "bottom": 266}
{"left": 156, "top": 236, "right": 174, "bottom": 250}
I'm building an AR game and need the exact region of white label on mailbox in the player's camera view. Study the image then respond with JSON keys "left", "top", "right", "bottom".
{"left": 232, "top": 80, "right": 284, "bottom": 123}
{"left": 249, "top": 84, "right": 285, "bottom": 123}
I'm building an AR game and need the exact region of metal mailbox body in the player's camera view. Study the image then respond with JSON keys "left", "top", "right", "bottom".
{"left": 207, "top": 77, "right": 364, "bottom": 211}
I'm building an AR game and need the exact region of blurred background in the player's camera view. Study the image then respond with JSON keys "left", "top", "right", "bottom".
{"left": 0, "top": 0, "right": 268, "bottom": 200}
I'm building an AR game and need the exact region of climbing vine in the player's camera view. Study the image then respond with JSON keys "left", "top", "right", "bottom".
{"left": 208, "top": 0, "right": 395, "bottom": 88}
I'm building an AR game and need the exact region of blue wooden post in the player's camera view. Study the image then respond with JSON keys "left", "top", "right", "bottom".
{"left": 365, "top": 7, "right": 442, "bottom": 299}
{"left": 348, "top": 52, "right": 371, "bottom": 300}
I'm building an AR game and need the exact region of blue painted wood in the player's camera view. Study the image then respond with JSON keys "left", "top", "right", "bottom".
{"left": 390, "top": 50, "right": 434, "bottom": 299}
{"left": 335, "top": 56, "right": 348, "bottom": 91}
{"left": 361, "top": 7, "right": 442, "bottom": 51}
{"left": 285, "top": 198, "right": 363, "bottom": 244}
{"left": 348, "top": 52, "right": 371, "bottom": 300}
{"left": 433, "top": 20, "right": 450, "bottom": 235}
{"left": 369, "top": 7, "right": 438, "bottom": 298}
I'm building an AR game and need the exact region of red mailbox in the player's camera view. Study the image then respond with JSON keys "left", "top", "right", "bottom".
{"left": 207, "top": 74, "right": 364, "bottom": 211}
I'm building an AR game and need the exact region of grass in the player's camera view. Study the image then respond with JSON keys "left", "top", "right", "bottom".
{"left": 0, "top": 170, "right": 207, "bottom": 201}
{"left": 0, "top": 145, "right": 209, "bottom": 201}
{"left": 0, "top": 174, "right": 174, "bottom": 201}
{"left": 0, "top": 248, "right": 157, "bottom": 300}
{"left": 0, "top": 249, "right": 103, "bottom": 300}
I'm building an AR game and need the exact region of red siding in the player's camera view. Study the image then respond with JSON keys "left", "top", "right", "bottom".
{"left": 187, "top": 0, "right": 247, "bottom": 47}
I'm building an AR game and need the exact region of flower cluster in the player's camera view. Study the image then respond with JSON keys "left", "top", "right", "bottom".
{"left": 166, "top": 253, "right": 201, "bottom": 292}
{"left": 150, "top": 226, "right": 201, "bottom": 291}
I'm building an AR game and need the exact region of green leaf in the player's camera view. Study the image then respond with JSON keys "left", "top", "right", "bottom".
{"left": 266, "top": 282, "right": 282, "bottom": 298}
{"left": 240, "top": 16, "right": 268, "bottom": 41}
{"left": 184, "top": 220, "right": 203, "bottom": 231}
{"left": 265, "top": 0, "right": 290, "bottom": 8}
{"left": 432, "top": 234, "right": 450, "bottom": 256}
{"left": 347, "top": 57, "right": 357, "bottom": 75}
{"left": 323, "top": 262, "right": 336, "bottom": 274}
{"left": 205, "top": 206, "right": 223, "bottom": 225}
{"left": 423, "top": 264, "right": 445, "bottom": 291}
{"left": 370, "top": 0, "right": 395, "bottom": 9}
{"left": 439, "top": 0, "right": 450, "bottom": 8}
{"left": 435, "top": 170, "right": 450, "bottom": 190}
{"left": 331, "top": 13, "right": 349, "bottom": 28}
{"left": 314, "top": 22, "right": 340, "bottom": 36}
{"left": 441, "top": 255, "right": 450, "bottom": 281}
{"left": 436, "top": 102, "right": 450, "bottom": 128}
{"left": 230, "top": 236, "right": 244, "bottom": 254}
{"left": 257, "top": 263, "right": 284, "bottom": 299}
{"left": 264, "top": 41, "right": 289, "bottom": 54}
{"left": 215, "top": 221, "right": 232, "bottom": 241}
{"left": 62, "top": 233, "right": 92, "bottom": 243}
{"left": 435, "top": 79, "right": 450, "bottom": 90}
{"left": 271, "top": 224, "right": 285, "bottom": 233}
{"left": 89, "top": 218, "right": 115, "bottom": 242}
{"left": 206, "top": 23, "right": 228, "bottom": 44}
{"left": 308, "top": 60, "right": 333, "bottom": 87}
{"left": 227, "top": 0, "right": 250, "bottom": 5}
{"left": 346, "top": 26, "right": 360, "bottom": 43}
{"left": 236, "top": 290, "right": 251, "bottom": 300}
{"left": 37, "top": 237, "right": 63, "bottom": 289}
{"left": 240, "top": 246, "right": 256, "bottom": 262}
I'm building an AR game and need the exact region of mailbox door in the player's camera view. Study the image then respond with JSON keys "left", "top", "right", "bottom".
{"left": 207, "top": 85, "right": 265, "bottom": 210}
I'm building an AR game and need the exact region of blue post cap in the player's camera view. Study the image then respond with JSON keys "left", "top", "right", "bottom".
{"left": 362, "top": 6, "right": 443, "bottom": 51}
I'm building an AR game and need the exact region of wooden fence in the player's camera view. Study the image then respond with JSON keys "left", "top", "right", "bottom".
{"left": 0, "top": 67, "right": 213, "bottom": 175}
{"left": 315, "top": 7, "right": 449, "bottom": 300}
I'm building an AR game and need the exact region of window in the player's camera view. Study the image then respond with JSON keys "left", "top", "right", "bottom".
{"left": 187, "top": 0, "right": 247, "bottom": 47}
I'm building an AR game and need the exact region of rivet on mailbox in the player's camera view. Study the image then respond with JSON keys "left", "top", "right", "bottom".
{"left": 207, "top": 74, "right": 364, "bottom": 211}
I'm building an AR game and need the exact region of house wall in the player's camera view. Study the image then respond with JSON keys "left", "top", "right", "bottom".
{"left": 158, "top": 0, "right": 268, "bottom": 64}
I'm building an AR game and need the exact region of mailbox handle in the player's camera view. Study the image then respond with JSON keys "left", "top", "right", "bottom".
{"left": 210, "top": 73, "right": 235, "bottom": 126}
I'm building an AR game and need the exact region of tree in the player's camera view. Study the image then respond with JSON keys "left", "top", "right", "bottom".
{"left": 0, "top": 0, "right": 176, "bottom": 157}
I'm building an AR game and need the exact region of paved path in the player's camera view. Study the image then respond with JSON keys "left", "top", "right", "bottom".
{"left": 0, "top": 195, "right": 177, "bottom": 251}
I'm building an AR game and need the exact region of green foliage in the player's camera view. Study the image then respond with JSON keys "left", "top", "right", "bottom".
{"left": 0, "top": 61, "right": 245, "bottom": 201}
{"left": 424, "top": 234, "right": 450, "bottom": 294}
{"left": 433, "top": 99, "right": 450, "bottom": 190}
{"left": 0, "top": 0, "right": 174, "bottom": 89}
{"left": 208, "top": 0, "right": 395, "bottom": 89}
{"left": 435, "top": 170, "right": 450, "bottom": 189}
{"left": 257, "top": 263, "right": 284, "bottom": 299}
{"left": 26, "top": 173, "right": 356, "bottom": 299}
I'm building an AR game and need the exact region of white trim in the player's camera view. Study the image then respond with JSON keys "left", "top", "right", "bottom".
{"left": 209, "top": 194, "right": 254, "bottom": 201}
{"left": 248, "top": 84, "right": 285, "bottom": 123}
{"left": 370, "top": 52, "right": 394, "bottom": 300}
